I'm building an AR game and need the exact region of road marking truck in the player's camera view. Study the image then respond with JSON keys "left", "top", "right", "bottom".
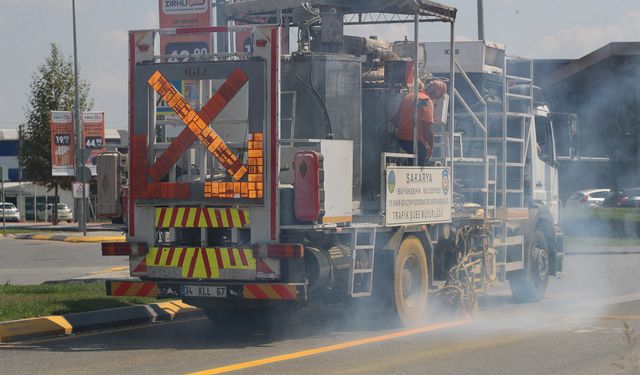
{"left": 99, "top": 0, "right": 563, "bottom": 326}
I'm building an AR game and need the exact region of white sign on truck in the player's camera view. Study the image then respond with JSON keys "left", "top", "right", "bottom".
{"left": 385, "top": 166, "right": 452, "bottom": 226}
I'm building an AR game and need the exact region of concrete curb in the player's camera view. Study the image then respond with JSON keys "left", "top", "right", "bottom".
{"left": 0, "top": 300, "right": 201, "bottom": 343}
{"left": 11, "top": 234, "right": 125, "bottom": 243}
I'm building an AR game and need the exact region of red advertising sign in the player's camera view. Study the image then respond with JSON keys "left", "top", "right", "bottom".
{"left": 81, "top": 111, "right": 105, "bottom": 176}
{"left": 158, "top": 0, "right": 211, "bottom": 61}
{"left": 50, "top": 111, "right": 75, "bottom": 176}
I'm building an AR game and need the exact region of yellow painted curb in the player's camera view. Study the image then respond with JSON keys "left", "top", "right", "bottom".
{"left": 31, "top": 234, "right": 54, "bottom": 241}
{"left": 0, "top": 316, "right": 72, "bottom": 343}
{"left": 0, "top": 300, "right": 198, "bottom": 343}
{"left": 63, "top": 236, "right": 126, "bottom": 243}
{"left": 155, "top": 300, "right": 198, "bottom": 319}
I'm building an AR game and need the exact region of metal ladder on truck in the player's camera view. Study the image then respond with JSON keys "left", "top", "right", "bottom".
{"left": 492, "top": 55, "right": 534, "bottom": 281}
{"left": 432, "top": 60, "right": 495, "bottom": 217}
{"left": 349, "top": 227, "right": 376, "bottom": 297}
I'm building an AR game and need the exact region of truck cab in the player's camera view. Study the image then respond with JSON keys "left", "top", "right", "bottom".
{"left": 531, "top": 104, "right": 560, "bottom": 224}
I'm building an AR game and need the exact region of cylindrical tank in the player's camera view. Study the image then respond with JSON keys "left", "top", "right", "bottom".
{"left": 305, "top": 244, "right": 352, "bottom": 299}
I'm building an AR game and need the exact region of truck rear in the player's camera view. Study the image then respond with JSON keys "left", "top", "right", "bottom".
{"left": 100, "top": 0, "right": 563, "bottom": 327}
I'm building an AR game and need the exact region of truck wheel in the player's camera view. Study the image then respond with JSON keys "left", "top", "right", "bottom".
{"left": 509, "top": 231, "right": 549, "bottom": 302}
{"left": 394, "top": 236, "right": 428, "bottom": 326}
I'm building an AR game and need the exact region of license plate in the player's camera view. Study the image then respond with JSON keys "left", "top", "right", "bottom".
{"left": 181, "top": 285, "right": 227, "bottom": 298}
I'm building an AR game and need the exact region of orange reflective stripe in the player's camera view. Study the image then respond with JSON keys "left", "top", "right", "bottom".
{"left": 147, "top": 70, "right": 248, "bottom": 181}
{"left": 204, "top": 133, "right": 264, "bottom": 199}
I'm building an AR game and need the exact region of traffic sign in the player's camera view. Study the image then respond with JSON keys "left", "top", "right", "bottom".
{"left": 72, "top": 182, "right": 90, "bottom": 199}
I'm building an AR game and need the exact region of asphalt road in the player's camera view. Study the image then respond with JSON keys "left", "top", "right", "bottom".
{"left": 1, "top": 245, "right": 640, "bottom": 375}
{"left": 0, "top": 238, "right": 128, "bottom": 284}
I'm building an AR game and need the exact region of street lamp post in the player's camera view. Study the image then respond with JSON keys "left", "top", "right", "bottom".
{"left": 72, "top": 0, "right": 86, "bottom": 235}
{"left": 477, "top": 0, "right": 485, "bottom": 40}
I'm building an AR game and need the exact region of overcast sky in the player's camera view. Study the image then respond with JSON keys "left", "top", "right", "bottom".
{"left": 1, "top": 0, "right": 638, "bottom": 129}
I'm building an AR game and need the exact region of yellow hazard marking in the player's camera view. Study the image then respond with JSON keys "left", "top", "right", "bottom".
{"left": 185, "top": 318, "right": 471, "bottom": 375}
{"left": 154, "top": 207, "right": 249, "bottom": 228}
{"left": 146, "top": 247, "right": 256, "bottom": 279}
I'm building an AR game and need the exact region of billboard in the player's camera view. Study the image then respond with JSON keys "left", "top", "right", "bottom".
{"left": 158, "top": 0, "right": 211, "bottom": 61}
{"left": 158, "top": 0, "right": 211, "bottom": 116}
{"left": 81, "top": 111, "right": 105, "bottom": 176}
{"left": 50, "top": 111, "right": 75, "bottom": 176}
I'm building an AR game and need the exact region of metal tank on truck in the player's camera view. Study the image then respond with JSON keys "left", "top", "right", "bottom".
{"left": 99, "top": 0, "right": 563, "bottom": 326}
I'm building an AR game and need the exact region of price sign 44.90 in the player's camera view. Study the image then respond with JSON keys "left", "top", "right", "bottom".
{"left": 85, "top": 136, "right": 104, "bottom": 149}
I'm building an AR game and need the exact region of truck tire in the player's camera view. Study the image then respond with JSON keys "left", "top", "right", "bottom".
{"left": 394, "top": 236, "right": 429, "bottom": 326}
{"left": 509, "top": 230, "right": 549, "bottom": 302}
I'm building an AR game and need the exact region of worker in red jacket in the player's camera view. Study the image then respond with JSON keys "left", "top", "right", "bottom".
{"left": 394, "top": 80, "right": 446, "bottom": 166}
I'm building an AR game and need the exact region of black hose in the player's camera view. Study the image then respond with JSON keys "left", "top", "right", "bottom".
{"left": 291, "top": 55, "right": 333, "bottom": 138}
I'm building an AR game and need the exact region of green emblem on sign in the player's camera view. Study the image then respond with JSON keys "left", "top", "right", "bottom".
{"left": 387, "top": 170, "right": 396, "bottom": 193}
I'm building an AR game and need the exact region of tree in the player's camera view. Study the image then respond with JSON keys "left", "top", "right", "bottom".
{"left": 20, "top": 43, "right": 93, "bottom": 223}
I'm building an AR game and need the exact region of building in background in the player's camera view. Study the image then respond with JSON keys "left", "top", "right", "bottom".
{"left": 0, "top": 129, "right": 20, "bottom": 182}
{"left": 535, "top": 42, "right": 640, "bottom": 199}
{"left": 0, "top": 127, "right": 129, "bottom": 221}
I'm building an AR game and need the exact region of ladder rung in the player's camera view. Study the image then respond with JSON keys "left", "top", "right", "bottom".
{"left": 454, "top": 157, "right": 483, "bottom": 164}
{"left": 505, "top": 261, "right": 524, "bottom": 272}
{"left": 460, "top": 188, "right": 488, "bottom": 193}
{"left": 505, "top": 75, "right": 532, "bottom": 83}
{"left": 493, "top": 235, "right": 524, "bottom": 247}
{"left": 355, "top": 245, "right": 374, "bottom": 250}
{"left": 506, "top": 137, "right": 525, "bottom": 143}
{"left": 487, "top": 112, "right": 534, "bottom": 118}
{"left": 506, "top": 93, "right": 531, "bottom": 100}
{"left": 353, "top": 269, "right": 374, "bottom": 274}
{"left": 351, "top": 292, "right": 373, "bottom": 297}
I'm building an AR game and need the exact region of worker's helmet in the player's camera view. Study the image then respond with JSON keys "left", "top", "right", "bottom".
{"left": 425, "top": 80, "right": 447, "bottom": 99}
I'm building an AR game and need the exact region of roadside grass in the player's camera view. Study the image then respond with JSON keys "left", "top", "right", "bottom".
{"left": 564, "top": 236, "right": 640, "bottom": 248}
{"left": 562, "top": 208, "right": 640, "bottom": 239}
{"left": 0, "top": 228, "right": 39, "bottom": 235}
{"left": 564, "top": 208, "right": 640, "bottom": 222}
{"left": 0, "top": 283, "right": 155, "bottom": 322}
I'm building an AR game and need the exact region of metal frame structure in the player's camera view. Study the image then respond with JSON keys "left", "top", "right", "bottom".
{"left": 127, "top": 25, "right": 281, "bottom": 243}
{"left": 217, "top": 0, "right": 457, "bottom": 171}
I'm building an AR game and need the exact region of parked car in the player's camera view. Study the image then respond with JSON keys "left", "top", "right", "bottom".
{"left": 565, "top": 189, "right": 609, "bottom": 208}
{"left": 602, "top": 189, "right": 640, "bottom": 208}
{"left": 37, "top": 203, "right": 74, "bottom": 223}
{"left": 0, "top": 202, "right": 21, "bottom": 222}
{"left": 621, "top": 188, "right": 640, "bottom": 207}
